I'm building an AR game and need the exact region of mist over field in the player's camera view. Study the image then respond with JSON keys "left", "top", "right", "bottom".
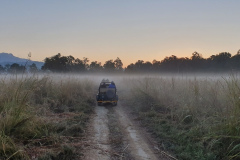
{"left": 1, "top": 72, "right": 240, "bottom": 159}
{"left": 90, "top": 72, "right": 240, "bottom": 159}
{"left": 1, "top": 0, "right": 240, "bottom": 159}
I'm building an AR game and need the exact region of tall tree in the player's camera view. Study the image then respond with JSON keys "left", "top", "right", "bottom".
{"left": 125, "top": 63, "right": 135, "bottom": 72}
{"left": 83, "top": 57, "right": 89, "bottom": 70}
{"left": 152, "top": 59, "right": 161, "bottom": 71}
{"left": 160, "top": 55, "right": 179, "bottom": 72}
{"left": 103, "top": 59, "right": 115, "bottom": 72}
{"left": 142, "top": 61, "right": 152, "bottom": 71}
{"left": 29, "top": 63, "right": 38, "bottom": 73}
{"left": 190, "top": 51, "right": 206, "bottom": 71}
{"left": 42, "top": 53, "right": 79, "bottom": 72}
{"left": 9, "top": 63, "right": 26, "bottom": 73}
{"left": 208, "top": 52, "right": 231, "bottom": 71}
{"left": 191, "top": 51, "right": 203, "bottom": 60}
{"left": 114, "top": 57, "right": 123, "bottom": 71}
{"left": 72, "top": 58, "right": 86, "bottom": 72}
{"left": 135, "top": 60, "right": 144, "bottom": 71}
{"left": 89, "top": 61, "right": 103, "bottom": 72}
{"left": 42, "top": 53, "right": 67, "bottom": 72}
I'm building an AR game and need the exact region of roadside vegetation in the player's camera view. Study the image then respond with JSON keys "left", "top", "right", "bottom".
{"left": 0, "top": 74, "right": 95, "bottom": 160}
{"left": 121, "top": 74, "right": 240, "bottom": 160}
{"left": 2, "top": 73, "right": 240, "bottom": 159}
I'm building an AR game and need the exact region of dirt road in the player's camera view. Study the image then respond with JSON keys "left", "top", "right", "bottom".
{"left": 84, "top": 103, "right": 173, "bottom": 160}
{"left": 84, "top": 106, "right": 111, "bottom": 160}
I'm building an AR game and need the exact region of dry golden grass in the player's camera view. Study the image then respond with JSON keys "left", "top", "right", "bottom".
{"left": 119, "top": 74, "right": 240, "bottom": 159}
{"left": 0, "top": 74, "right": 95, "bottom": 160}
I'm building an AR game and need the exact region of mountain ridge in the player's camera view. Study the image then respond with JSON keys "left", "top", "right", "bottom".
{"left": 0, "top": 52, "right": 44, "bottom": 69}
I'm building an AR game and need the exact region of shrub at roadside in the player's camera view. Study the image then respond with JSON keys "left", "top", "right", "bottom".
{"left": 122, "top": 75, "right": 240, "bottom": 160}
{"left": 0, "top": 74, "right": 95, "bottom": 160}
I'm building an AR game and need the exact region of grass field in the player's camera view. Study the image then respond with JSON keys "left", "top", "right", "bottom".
{"left": 0, "top": 74, "right": 95, "bottom": 160}
{"left": 119, "top": 74, "right": 240, "bottom": 160}
{"left": 1, "top": 73, "right": 240, "bottom": 159}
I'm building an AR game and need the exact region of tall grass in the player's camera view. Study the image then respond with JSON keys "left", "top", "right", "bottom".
{"left": 0, "top": 74, "right": 95, "bottom": 159}
{"left": 120, "top": 74, "right": 240, "bottom": 159}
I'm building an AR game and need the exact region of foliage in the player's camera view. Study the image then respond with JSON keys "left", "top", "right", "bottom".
{"left": 89, "top": 61, "right": 103, "bottom": 72}
{"left": 3, "top": 50, "right": 240, "bottom": 73}
{"left": 41, "top": 53, "right": 123, "bottom": 73}
{"left": 8, "top": 63, "right": 26, "bottom": 73}
{"left": 0, "top": 74, "right": 95, "bottom": 159}
{"left": 29, "top": 63, "right": 38, "bottom": 73}
{"left": 121, "top": 75, "right": 240, "bottom": 159}
{"left": 125, "top": 51, "right": 240, "bottom": 73}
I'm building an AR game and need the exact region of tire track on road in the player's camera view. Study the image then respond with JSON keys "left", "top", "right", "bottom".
{"left": 84, "top": 106, "right": 110, "bottom": 160}
{"left": 114, "top": 105, "right": 159, "bottom": 160}
{"left": 84, "top": 103, "right": 171, "bottom": 160}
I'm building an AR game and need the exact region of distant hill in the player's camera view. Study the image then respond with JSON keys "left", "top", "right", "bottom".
{"left": 0, "top": 53, "right": 44, "bottom": 69}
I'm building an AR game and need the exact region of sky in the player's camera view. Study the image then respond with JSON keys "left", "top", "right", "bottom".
{"left": 1, "top": 0, "right": 240, "bottom": 67}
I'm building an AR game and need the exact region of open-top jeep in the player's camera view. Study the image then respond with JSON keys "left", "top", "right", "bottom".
{"left": 96, "top": 79, "right": 118, "bottom": 106}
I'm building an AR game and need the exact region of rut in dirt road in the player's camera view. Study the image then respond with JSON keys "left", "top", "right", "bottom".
{"left": 84, "top": 103, "right": 172, "bottom": 160}
{"left": 114, "top": 104, "right": 169, "bottom": 160}
{"left": 84, "top": 106, "right": 111, "bottom": 160}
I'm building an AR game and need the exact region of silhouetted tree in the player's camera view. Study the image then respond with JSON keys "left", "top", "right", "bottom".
{"left": 190, "top": 52, "right": 206, "bottom": 71}
{"left": 177, "top": 57, "right": 191, "bottom": 72}
{"left": 160, "top": 55, "right": 179, "bottom": 72}
{"left": 135, "top": 60, "right": 144, "bottom": 69}
{"left": 125, "top": 60, "right": 152, "bottom": 73}
{"left": 0, "top": 65, "right": 5, "bottom": 73}
{"left": 191, "top": 51, "right": 203, "bottom": 60}
{"left": 83, "top": 57, "right": 89, "bottom": 70}
{"left": 208, "top": 52, "right": 231, "bottom": 71}
{"left": 152, "top": 59, "right": 161, "bottom": 71}
{"left": 65, "top": 55, "right": 75, "bottom": 71}
{"left": 142, "top": 61, "right": 152, "bottom": 71}
{"left": 114, "top": 57, "right": 123, "bottom": 71}
{"left": 40, "top": 51, "right": 240, "bottom": 74}
{"left": 229, "top": 50, "right": 240, "bottom": 71}
{"left": 29, "top": 63, "right": 38, "bottom": 73}
{"left": 9, "top": 63, "right": 26, "bottom": 73}
{"left": 89, "top": 61, "right": 103, "bottom": 72}
{"left": 72, "top": 58, "right": 86, "bottom": 72}
{"left": 125, "top": 63, "right": 135, "bottom": 73}
{"left": 42, "top": 53, "right": 66, "bottom": 72}
{"left": 103, "top": 59, "right": 115, "bottom": 72}
{"left": 41, "top": 53, "right": 88, "bottom": 72}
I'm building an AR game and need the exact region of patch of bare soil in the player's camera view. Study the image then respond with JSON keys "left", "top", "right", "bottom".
{"left": 107, "top": 106, "right": 133, "bottom": 160}
{"left": 114, "top": 105, "right": 159, "bottom": 160}
{"left": 84, "top": 103, "right": 175, "bottom": 160}
{"left": 83, "top": 106, "right": 111, "bottom": 160}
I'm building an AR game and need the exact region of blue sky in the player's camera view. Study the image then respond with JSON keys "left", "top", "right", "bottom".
{"left": 1, "top": 1, "right": 240, "bottom": 66}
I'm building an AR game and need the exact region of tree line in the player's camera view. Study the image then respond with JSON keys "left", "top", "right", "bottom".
{"left": 41, "top": 51, "right": 240, "bottom": 73}
{"left": 126, "top": 51, "right": 240, "bottom": 73}
{"left": 0, "top": 63, "right": 38, "bottom": 73}
{"left": 1, "top": 50, "right": 240, "bottom": 73}
{"left": 41, "top": 53, "right": 123, "bottom": 73}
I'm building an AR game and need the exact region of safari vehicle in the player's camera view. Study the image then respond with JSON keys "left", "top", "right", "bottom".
{"left": 96, "top": 79, "right": 118, "bottom": 106}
